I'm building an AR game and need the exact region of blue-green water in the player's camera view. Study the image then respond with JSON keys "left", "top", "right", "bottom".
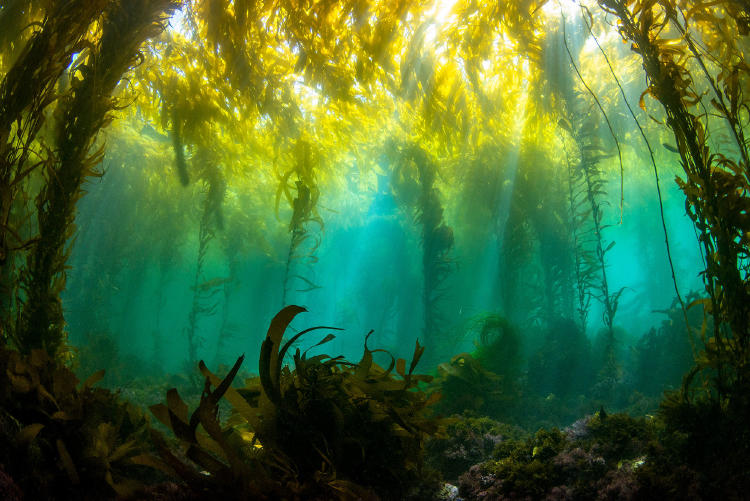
{"left": 64, "top": 145, "right": 703, "bottom": 383}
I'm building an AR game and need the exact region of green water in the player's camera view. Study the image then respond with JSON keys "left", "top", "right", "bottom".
{"left": 64, "top": 130, "right": 704, "bottom": 413}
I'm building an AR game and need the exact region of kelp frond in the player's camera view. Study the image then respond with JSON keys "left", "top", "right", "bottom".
{"left": 150, "top": 305, "right": 441, "bottom": 499}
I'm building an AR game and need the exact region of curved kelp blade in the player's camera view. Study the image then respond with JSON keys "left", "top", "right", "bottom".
{"left": 302, "top": 332, "right": 337, "bottom": 359}
{"left": 259, "top": 305, "right": 306, "bottom": 404}
{"left": 278, "top": 325, "right": 343, "bottom": 366}
{"left": 197, "top": 355, "right": 244, "bottom": 413}
{"left": 199, "top": 360, "right": 259, "bottom": 426}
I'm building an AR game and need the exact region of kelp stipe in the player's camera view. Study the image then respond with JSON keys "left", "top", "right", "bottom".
{"left": 169, "top": 104, "right": 190, "bottom": 186}
{"left": 185, "top": 194, "right": 215, "bottom": 364}
{"left": 0, "top": 0, "right": 110, "bottom": 345}
{"left": 149, "top": 306, "right": 442, "bottom": 500}
{"left": 277, "top": 138, "right": 323, "bottom": 306}
{"left": 598, "top": 0, "right": 750, "bottom": 401}
{"left": 185, "top": 149, "right": 227, "bottom": 363}
{"left": 563, "top": 142, "right": 593, "bottom": 332}
{"left": 567, "top": 106, "right": 621, "bottom": 376}
{"left": 388, "top": 140, "right": 454, "bottom": 359}
{"left": 552, "top": 47, "right": 622, "bottom": 376}
{"left": 16, "top": 0, "right": 179, "bottom": 357}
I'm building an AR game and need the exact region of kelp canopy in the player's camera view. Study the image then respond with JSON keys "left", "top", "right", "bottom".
{"left": 0, "top": 0, "right": 748, "bottom": 404}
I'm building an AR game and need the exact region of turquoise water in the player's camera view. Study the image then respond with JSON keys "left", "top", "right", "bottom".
{"left": 64, "top": 142, "right": 703, "bottom": 385}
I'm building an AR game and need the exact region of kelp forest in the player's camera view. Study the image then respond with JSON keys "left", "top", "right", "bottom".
{"left": 1, "top": 0, "right": 749, "bottom": 499}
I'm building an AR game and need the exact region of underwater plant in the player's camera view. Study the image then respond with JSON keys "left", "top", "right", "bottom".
{"left": 472, "top": 315, "right": 522, "bottom": 379}
{"left": 164, "top": 84, "right": 191, "bottom": 187}
{"left": 186, "top": 149, "right": 227, "bottom": 363}
{"left": 499, "top": 145, "right": 577, "bottom": 327}
{"left": 588, "top": 3, "right": 750, "bottom": 496}
{"left": 563, "top": 142, "right": 595, "bottom": 333}
{"left": 534, "top": 15, "right": 629, "bottom": 380}
{"left": 276, "top": 138, "right": 324, "bottom": 306}
{"left": 558, "top": 79, "right": 623, "bottom": 378}
{"left": 434, "top": 316, "right": 524, "bottom": 423}
{"left": 6, "top": 0, "right": 750, "bottom": 496}
{"left": 388, "top": 140, "right": 455, "bottom": 359}
{"left": 0, "top": 346, "right": 154, "bottom": 499}
{"left": 13, "top": 0, "right": 178, "bottom": 357}
{"left": 0, "top": 0, "right": 111, "bottom": 343}
{"left": 212, "top": 234, "right": 244, "bottom": 363}
{"left": 498, "top": 160, "right": 544, "bottom": 326}
{"left": 435, "top": 352, "right": 507, "bottom": 418}
{"left": 426, "top": 414, "right": 524, "bottom": 484}
{"left": 597, "top": 0, "right": 750, "bottom": 400}
{"left": 149, "top": 305, "right": 442, "bottom": 500}
{"left": 459, "top": 412, "right": 653, "bottom": 500}
{"left": 632, "top": 295, "right": 701, "bottom": 397}
{"left": 527, "top": 317, "right": 594, "bottom": 400}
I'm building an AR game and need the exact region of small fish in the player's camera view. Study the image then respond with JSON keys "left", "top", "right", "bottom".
{"left": 662, "top": 143, "right": 679, "bottom": 153}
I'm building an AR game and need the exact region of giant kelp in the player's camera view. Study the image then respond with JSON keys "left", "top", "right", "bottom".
{"left": 277, "top": 138, "right": 324, "bottom": 306}
{"left": 598, "top": 0, "right": 750, "bottom": 403}
{"left": 563, "top": 102, "right": 622, "bottom": 376}
{"left": 0, "top": 0, "right": 110, "bottom": 343}
{"left": 186, "top": 148, "right": 227, "bottom": 363}
{"left": 552, "top": 15, "right": 625, "bottom": 376}
{"left": 499, "top": 144, "right": 575, "bottom": 327}
{"left": 8, "top": 0, "right": 179, "bottom": 357}
{"left": 388, "top": 141, "right": 454, "bottom": 359}
{"left": 588, "top": 1, "right": 750, "bottom": 494}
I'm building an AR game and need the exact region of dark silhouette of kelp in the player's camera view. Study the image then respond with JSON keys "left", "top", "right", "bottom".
{"left": 148, "top": 305, "right": 441, "bottom": 500}
{"left": 388, "top": 140, "right": 454, "bottom": 360}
